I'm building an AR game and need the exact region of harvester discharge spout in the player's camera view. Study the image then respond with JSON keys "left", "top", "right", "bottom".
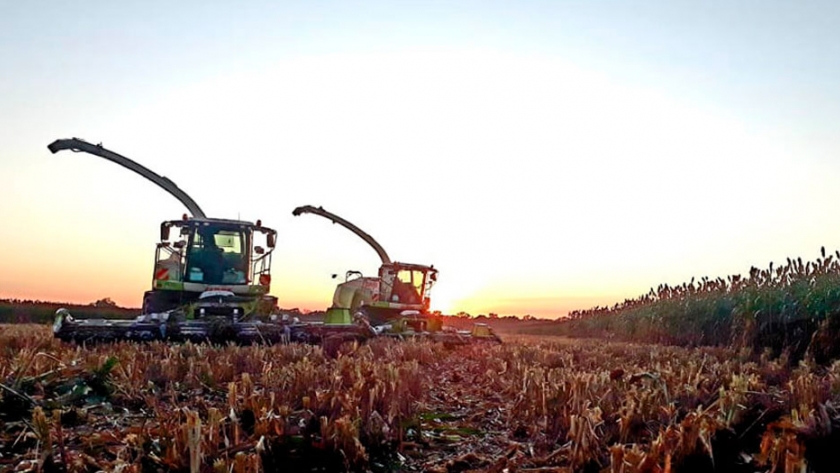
{"left": 292, "top": 205, "right": 391, "bottom": 265}
{"left": 48, "top": 138, "right": 207, "bottom": 218}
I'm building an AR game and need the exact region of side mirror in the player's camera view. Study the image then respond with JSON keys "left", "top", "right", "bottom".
{"left": 267, "top": 233, "right": 276, "bottom": 248}
{"left": 160, "top": 224, "right": 170, "bottom": 241}
{"left": 331, "top": 274, "right": 338, "bottom": 279}
{"left": 430, "top": 272, "right": 438, "bottom": 281}
{"left": 173, "top": 240, "right": 186, "bottom": 249}
{"left": 254, "top": 246, "right": 265, "bottom": 255}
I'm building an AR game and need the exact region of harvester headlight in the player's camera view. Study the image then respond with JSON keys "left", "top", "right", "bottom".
{"left": 233, "top": 308, "right": 240, "bottom": 316}
{"left": 199, "top": 308, "right": 206, "bottom": 316}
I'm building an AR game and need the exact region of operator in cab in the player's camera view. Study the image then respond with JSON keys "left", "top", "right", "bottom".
{"left": 188, "top": 226, "right": 225, "bottom": 284}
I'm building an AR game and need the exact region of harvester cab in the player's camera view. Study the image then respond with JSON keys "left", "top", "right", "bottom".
{"left": 47, "top": 138, "right": 288, "bottom": 343}
{"left": 292, "top": 205, "right": 441, "bottom": 331}
{"left": 147, "top": 216, "right": 278, "bottom": 315}
{"left": 377, "top": 262, "right": 438, "bottom": 310}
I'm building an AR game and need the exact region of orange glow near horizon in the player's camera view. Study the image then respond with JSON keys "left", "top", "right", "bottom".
{"left": 0, "top": 283, "right": 599, "bottom": 319}
{"left": 0, "top": 279, "right": 335, "bottom": 314}
{"left": 1, "top": 250, "right": 608, "bottom": 318}
{"left": 447, "top": 295, "right": 620, "bottom": 320}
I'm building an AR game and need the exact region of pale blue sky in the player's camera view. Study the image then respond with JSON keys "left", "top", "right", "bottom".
{"left": 2, "top": 2, "right": 839, "bottom": 316}
{"left": 4, "top": 1, "right": 839, "bottom": 136}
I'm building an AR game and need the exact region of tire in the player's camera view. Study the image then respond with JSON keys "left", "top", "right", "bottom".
{"left": 142, "top": 290, "right": 179, "bottom": 315}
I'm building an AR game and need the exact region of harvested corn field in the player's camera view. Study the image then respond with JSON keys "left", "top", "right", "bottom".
{"left": 1, "top": 325, "right": 839, "bottom": 472}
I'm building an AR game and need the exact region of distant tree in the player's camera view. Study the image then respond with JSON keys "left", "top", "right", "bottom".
{"left": 93, "top": 297, "right": 118, "bottom": 308}
{"left": 489, "top": 313, "right": 499, "bottom": 319}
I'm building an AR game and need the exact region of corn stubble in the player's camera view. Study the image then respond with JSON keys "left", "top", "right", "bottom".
{"left": 1, "top": 327, "right": 839, "bottom": 472}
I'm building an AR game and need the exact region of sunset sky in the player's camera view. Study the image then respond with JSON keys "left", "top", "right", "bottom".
{"left": 2, "top": 2, "right": 840, "bottom": 318}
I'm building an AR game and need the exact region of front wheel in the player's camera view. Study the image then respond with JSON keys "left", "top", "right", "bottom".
{"left": 142, "top": 291, "right": 179, "bottom": 315}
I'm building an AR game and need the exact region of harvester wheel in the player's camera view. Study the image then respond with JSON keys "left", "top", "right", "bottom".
{"left": 322, "top": 335, "right": 343, "bottom": 358}
{"left": 256, "top": 296, "right": 279, "bottom": 317}
{"left": 322, "top": 333, "right": 362, "bottom": 358}
{"left": 142, "top": 291, "right": 178, "bottom": 315}
{"left": 352, "top": 309, "right": 377, "bottom": 337}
